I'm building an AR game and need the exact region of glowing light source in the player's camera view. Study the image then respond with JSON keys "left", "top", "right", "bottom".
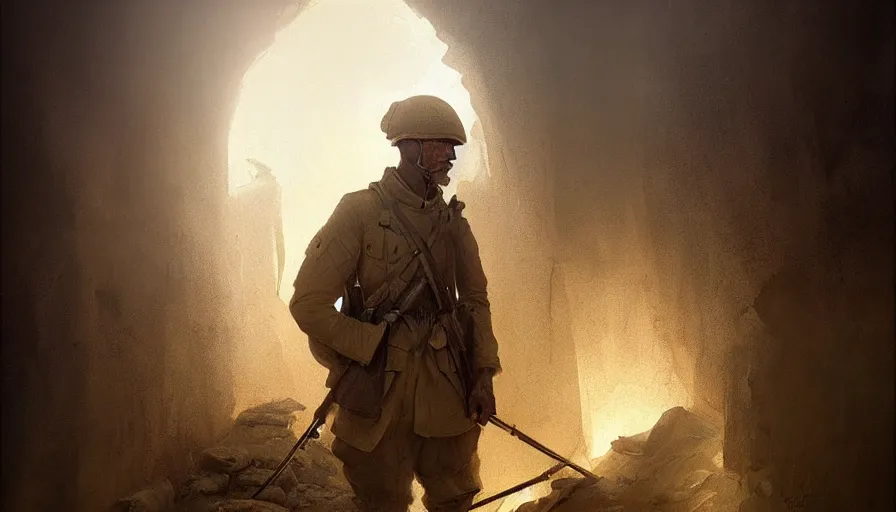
{"left": 588, "top": 381, "right": 689, "bottom": 459}
{"left": 497, "top": 486, "right": 535, "bottom": 512}
{"left": 227, "top": 0, "right": 488, "bottom": 304}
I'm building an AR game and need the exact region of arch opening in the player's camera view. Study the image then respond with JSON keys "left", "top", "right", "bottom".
{"left": 221, "top": 3, "right": 689, "bottom": 508}
{"left": 222, "top": 1, "right": 509, "bottom": 508}
{"left": 228, "top": 0, "right": 490, "bottom": 301}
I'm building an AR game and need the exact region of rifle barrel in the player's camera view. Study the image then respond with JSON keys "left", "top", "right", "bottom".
{"left": 488, "top": 416, "right": 599, "bottom": 480}
{"left": 470, "top": 462, "right": 566, "bottom": 510}
{"left": 252, "top": 414, "right": 325, "bottom": 498}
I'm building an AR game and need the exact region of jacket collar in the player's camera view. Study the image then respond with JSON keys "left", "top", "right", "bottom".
{"left": 376, "top": 167, "right": 446, "bottom": 212}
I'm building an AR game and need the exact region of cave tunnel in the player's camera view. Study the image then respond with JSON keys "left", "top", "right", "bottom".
{"left": 1, "top": 1, "right": 893, "bottom": 511}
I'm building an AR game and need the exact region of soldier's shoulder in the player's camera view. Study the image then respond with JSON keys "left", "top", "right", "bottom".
{"left": 338, "top": 188, "right": 380, "bottom": 216}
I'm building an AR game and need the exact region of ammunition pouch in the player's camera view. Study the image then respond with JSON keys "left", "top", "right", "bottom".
{"left": 330, "top": 281, "right": 389, "bottom": 420}
{"left": 332, "top": 323, "right": 389, "bottom": 420}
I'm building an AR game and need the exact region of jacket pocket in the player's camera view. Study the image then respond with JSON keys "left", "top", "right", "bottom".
{"left": 385, "top": 346, "right": 408, "bottom": 372}
{"left": 384, "top": 227, "right": 413, "bottom": 264}
{"left": 363, "top": 226, "right": 386, "bottom": 261}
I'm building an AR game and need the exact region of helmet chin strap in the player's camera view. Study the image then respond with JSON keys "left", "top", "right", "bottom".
{"left": 413, "top": 140, "right": 438, "bottom": 197}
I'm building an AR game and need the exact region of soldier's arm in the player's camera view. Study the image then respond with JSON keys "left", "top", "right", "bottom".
{"left": 455, "top": 216, "right": 502, "bottom": 374}
{"left": 289, "top": 195, "right": 387, "bottom": 365}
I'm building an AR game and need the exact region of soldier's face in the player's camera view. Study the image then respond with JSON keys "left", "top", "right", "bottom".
{"left": 420, "top": 140, "right": 457, "bottom": 184}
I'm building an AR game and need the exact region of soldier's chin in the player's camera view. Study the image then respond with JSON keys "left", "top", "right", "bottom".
{"left": 436, "top": 175, "right": 451, "bottom": 187}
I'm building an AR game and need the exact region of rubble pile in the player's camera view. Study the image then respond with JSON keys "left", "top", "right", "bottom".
{"left": 513, "top": 407, "right": 751, "bottom": 512}
{"left": 174, "top": 398, "right": 356, "bottom": 512}
{"left": 116, "top": 403, "right": 787, "bottom": 512}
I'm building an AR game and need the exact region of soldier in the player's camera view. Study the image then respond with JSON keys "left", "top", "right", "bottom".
{"left": 289, "top": 95, "right": 501, "bottom": 512}
{"left": 235, "top": 158, "right": 286, "bottom": 296}
{"left": 231, "top": 157, "right": 294, "bottom": 410}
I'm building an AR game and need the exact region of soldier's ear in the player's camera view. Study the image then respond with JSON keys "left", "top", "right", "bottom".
{"left": 397, "top": 139, "right": 421, "bottom": 160}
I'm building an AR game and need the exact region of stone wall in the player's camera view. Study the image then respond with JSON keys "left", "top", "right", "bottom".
{"left": 411, "top": 0, "right": 894, "bottom": 507}
{"left": 1, "top": 2, "right": 299, "bottom": 510}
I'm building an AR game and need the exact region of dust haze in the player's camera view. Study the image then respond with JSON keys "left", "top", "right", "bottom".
{"left": 2, "top": 0, "right": 892, "bottom": 511}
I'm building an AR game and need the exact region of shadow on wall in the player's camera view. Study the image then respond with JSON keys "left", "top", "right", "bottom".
{"left": 1, "top": 1, "right": 303, "bottom": 511}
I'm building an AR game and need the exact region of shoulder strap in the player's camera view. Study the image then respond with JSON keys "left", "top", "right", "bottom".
{"left": 371, "top": 184, "right": 474, "bottom": 403}
{"left": 344, "top": 189, "right": 419, "bottom": 311}
{"left": 370, "top": 183, "right": 456, "bottom": 314}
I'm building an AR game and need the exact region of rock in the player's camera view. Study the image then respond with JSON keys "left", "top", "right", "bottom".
{"left": 232, "top": 464, "right": 297, "bottom": 493}
{"left": 255, "top": 486, "right": 288, "bottom": 507}
{"left": 610, "top": 431, "right": 649, "bottom": 456}
{"left": 664, "top": 469, "right": 714, "bottom": 503}
{"left": 210, "top": 499, "right": 289, "bottom": 512}
{"left": 237, "top": 424, "right": 294, "bottom": 441}
{"left": 289, "top": 457, "right": 334, "bottom": 488}
{"left": 112, "top": 479, "right": 175, "bottom": 512}
{"left": 200, "top": 446, "right": 251, "bottom": 474}
{"left": 233, "top": 466, "right": 274, "bottom": 489}
{"left": 220, "top": 430, "right": 296, "bottom": 460}
{"left": 241, "top": 441, "right": 295, "bottom": 470}
{"left": 642, "top": 407, "right": 718, "bottom": 457}
{"left": 294, "top": 482, "right": 349, "bottom": 501}
{"left": 514, "top": 406, "right": 746, "bottom": 512}
{"left": 550, "top": 477, "right": 584, "bottom": 491}
{"left": 285, "top": 439, "right": 340, "bottom": 488}
{"left": 515, "top": 478, "right": 589, "bottom": 512}
{"left": 181, "top": 473, "right": 230, "bottom": 497}
{"left": 272, "top": 465, "right": 298, "bottom": 494}
{"left": 236, "top": 411, "right": 295, "bottom": 429}
{"left": 244, "top": 398, "right": 305, "bottom": 415}
{"left": 285, "top": 489, "right": 301, "bottom": 510}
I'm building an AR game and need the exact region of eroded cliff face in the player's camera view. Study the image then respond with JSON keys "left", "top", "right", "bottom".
{"left": 2, "top": 0, "right": 892, "bottom": 510}
{"left": 1, "top": 2, "right": 301, "bottom": 510}
{"left": 410, "top": 1, "right": 893, "bottom": 509}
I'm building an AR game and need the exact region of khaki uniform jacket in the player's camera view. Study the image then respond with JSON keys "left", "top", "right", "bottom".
{"left": 290, "top": 167, "right": 501, "bottom": 451}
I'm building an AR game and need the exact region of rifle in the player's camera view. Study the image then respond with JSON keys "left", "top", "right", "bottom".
{"left": 374, "top": 187, "right": 602, "bottom": 507}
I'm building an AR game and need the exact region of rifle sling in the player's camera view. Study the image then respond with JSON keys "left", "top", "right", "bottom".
{"left": 370, "top": 183, "right": 474, "bottom": 403}
{"left": 370, "top": 184, "right": 453, "bottom": 312}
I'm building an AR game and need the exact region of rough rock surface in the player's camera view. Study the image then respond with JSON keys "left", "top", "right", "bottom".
{"left": 165, "top": 401, "right": 787, "bottom": 512}
{"left": 174, "top": 398, "right": 355, "bottom": 512}
{"left": 200, "top": 447, "right": 252, "bottom": 475}
{"left": 511, "top": 407, "right": 770, "bottom": 512}
{"left": 113, "top": 479, "right": 176, "bottom": 512}
{"left": 181, "top": 473, "right": 231, "bottom": 497}
{"left": 211, "top": 499, "right": 289, "bottom": 512}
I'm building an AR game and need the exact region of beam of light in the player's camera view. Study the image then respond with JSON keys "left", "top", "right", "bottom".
{"left": 497, "top": 486, "right": 536, "bottom": 512}
{"left": 588, "top": 382, "right": 684, "bottom": 459}
{"left": 227, "top": 0, "right": 489, "bottom": 304}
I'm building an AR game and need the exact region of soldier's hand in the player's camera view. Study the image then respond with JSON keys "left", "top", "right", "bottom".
{"left": 468, "top": 368, "right": 497, "bottom": 426}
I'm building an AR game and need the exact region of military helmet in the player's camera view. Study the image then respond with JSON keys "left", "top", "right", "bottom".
{"left": 380, "top": 95, "right": 467, "bottom": 146}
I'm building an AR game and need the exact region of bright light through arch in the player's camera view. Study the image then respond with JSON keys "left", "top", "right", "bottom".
{"left": 228, "top": 0, "right": 490, "bottom": 303}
